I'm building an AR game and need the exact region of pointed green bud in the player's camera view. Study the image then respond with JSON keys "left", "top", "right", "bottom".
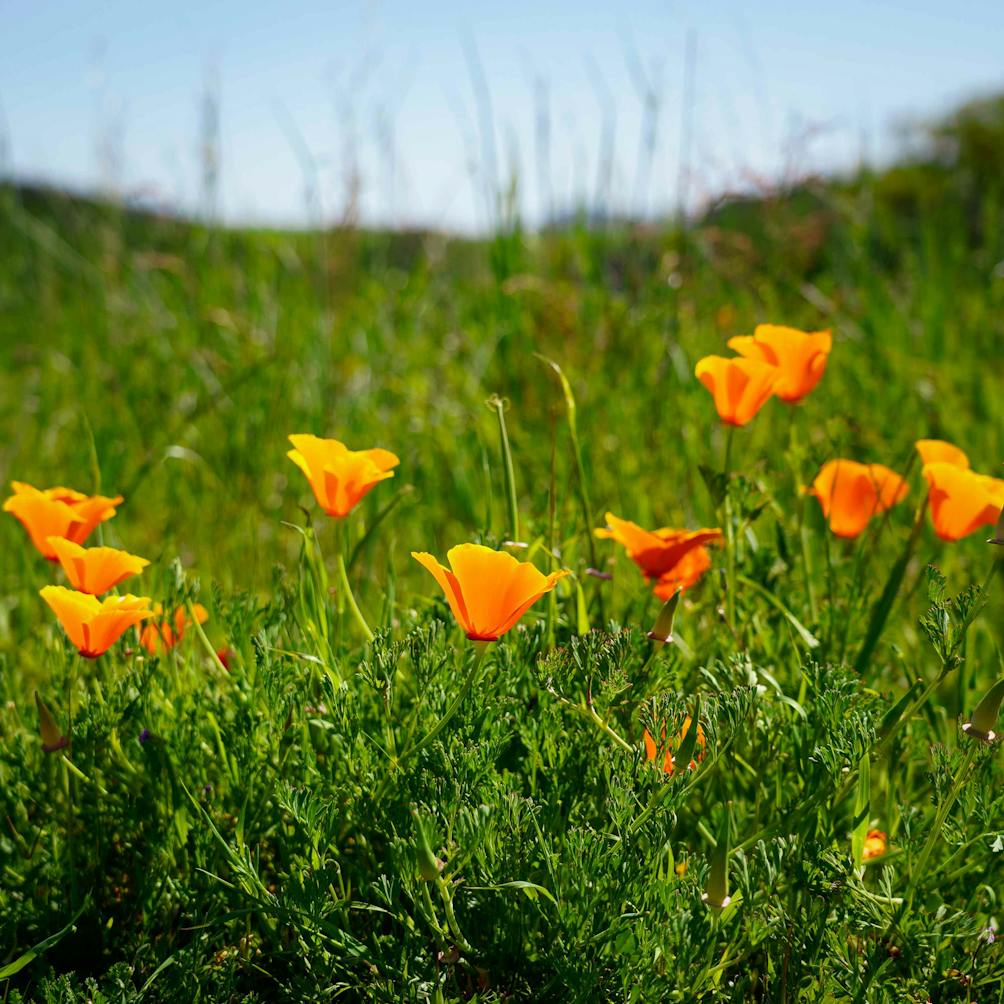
{"left": 702, "top": 801, "right": 732, "bottom": 911}
{"left": 647, "top": 589, "right": 682, "bottom": 645}
{"left": 962, "top": 678, "right": 1004, "bottom": 743}
{"left": 34, "top": 691, "right": 68, "bottom": 753}
{"left": 412, "top": 808, "right": 442, "bottom": 882}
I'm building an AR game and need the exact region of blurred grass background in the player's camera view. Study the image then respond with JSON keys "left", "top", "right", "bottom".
{"left": 1, "top": 92, "right": 1003, "bottom": 630}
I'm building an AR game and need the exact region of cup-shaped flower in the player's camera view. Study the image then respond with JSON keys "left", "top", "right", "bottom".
{"left": 411, "top": 543, "right": 569, "bottom": 641}
{"left": 695, "top": 355, "right": 776, "bottom": 426}
{"left": 727, "top": 324, "right": 832, "bottom": 403}
{"left": 915, "top": 439, "right": 969, "bottom": 469}
{"left": 139, "top": 603, "right": 210, "bottom": 655}
{"left": 643, "top": 715, "right": 706, "bottom": 774}
{"left": 804, "top": 460, "right": 908, "bottom": 538}
{"left": 40, "top": 585, "right": 153, "bottom": 659}
{"left": 287, "top": 434, "right": 399, "bottom": 518}
{"left": 4, "top": 482, "right": 123, "bottom": 560}
{"left": 862, "top": 829, "right": 887, "bottom": 861}
{"left": 47, "top": 537, "right": 149, "bottom": 595}
{"left": 921, "top": 462, "right": 1004, "bottom": 542}
{"left": 595, "top": 513, "right": 721, "bottom": 595}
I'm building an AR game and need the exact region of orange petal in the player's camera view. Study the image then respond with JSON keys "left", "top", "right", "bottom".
{"left": 47, "top": 537, "right": 149, "bottom": 595}
{"left": 915, "top": 439, "right": 969, "bottom": 469}
{"left": 4, "top": 488, "right": 85, "bottom": 559}
{"left": 923, "top": 463, "right": 1004, "bottom": 541}
{"left": 807, "top": 460, "right": 907, "bottom": 538}
{"left": 412, "top": 551, "right": 473, "bottom": 635}
{"left": 695, "top": 355, "right": 776, "bottom": 426}
{"left": 40, "top": 585, "right": 100, "bottom": 652}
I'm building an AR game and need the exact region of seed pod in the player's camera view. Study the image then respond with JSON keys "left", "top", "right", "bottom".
{"left": 675, "top": 696, "right": 703, "bottom": 772}
{"left": 962, "top": 678, "right": 1004, "bottom": 743}
{"left": 34, "top": 691, "right": 68, "bottom": 753}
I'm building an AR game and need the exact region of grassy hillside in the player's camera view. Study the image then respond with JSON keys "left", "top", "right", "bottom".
{"left": 1, "top": 96, "right": 1004, "bottom": 1000}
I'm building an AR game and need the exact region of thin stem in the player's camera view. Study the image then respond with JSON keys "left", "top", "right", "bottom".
{"left": 909, "top": 741, "right": 979, "bottom": 898}
{"left": 336, "top": 551, "right": 374, "bottom": 644}
{"left": 788, "top": 411, "right": 817, "bottom": 622}
{"left": 722, "top": 426, "right": 737, "bottom": 633}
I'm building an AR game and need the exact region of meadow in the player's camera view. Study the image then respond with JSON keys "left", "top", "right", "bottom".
{"left": 1, "top": 96, "right": 1004, "bottom": 1001}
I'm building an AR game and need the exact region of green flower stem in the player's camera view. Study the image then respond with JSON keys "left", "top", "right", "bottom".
{"left": 909, "top": 740, "right": 980, "bottom": 897}
{"left": 787, "top": 412, "right": 817, "bottom": 623}
{"left": 437, "top": 875, "right": 476, "bottom": 956}
{"left": 336, "top": 550, "right": 374, "bottom": 644}
{"left": 722, "top": 426, "right": 737, "bottom": 633}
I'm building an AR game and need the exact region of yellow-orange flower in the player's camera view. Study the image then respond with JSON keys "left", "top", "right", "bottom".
{"left": 139, "top": 603, "right": 210, "bottom": 654}
{"left": 4, "top": 482, "right": 123, "bottom": 560}
{"left": 412, "top": 543, "right": 569, "bottom": 641}
{"left": 287, "top": 434, "right": 399, "bottom": 518}
{"left": 40, "top": 585, "right": 153, "bottom": 659}
{"left": 921, "top": 462, "right": 1004, "bottom": 542}
{"left": 804, "top": 460, "right": 908, "bottom": 538}
{"left": 48, "top": 537, "right": 149, "bottom": 595}
{"left": 915, "top": 439, "right": 969, "bottom": 469}
{"left": 727, "top": 324, "right": 832, "bottom": 403}
{"left": 695, "top": 355, "right": 776, "bottom": 426}
{"left": 643, "top": 715, "right": 706, "bottom": 774}
{"left": 862, "top": 829, "right": 887, "bottom": 861}
{"left": 595, "top": 513, "right": 721, "bottom": 595}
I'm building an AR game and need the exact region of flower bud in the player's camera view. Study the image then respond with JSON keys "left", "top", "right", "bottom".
{"left": 962, "top": 677, "right": 1004, "bottom": 743}
{"left": 34, "top": 691, "right": 68, "bottom": 753}
{"left": 647, "top": 589, "right": 682, "bottom": 645}
{"left": 702, "top": 801, "right": 732, "bottom": 911}
{"left": 412, "top": 808, "right": 442, "bottom": 882}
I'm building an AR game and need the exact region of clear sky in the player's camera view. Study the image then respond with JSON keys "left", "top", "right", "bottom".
{"left": 2, "top": 0, "right": 1003, "bottom": 232}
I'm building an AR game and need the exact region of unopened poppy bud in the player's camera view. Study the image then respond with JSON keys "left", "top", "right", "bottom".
{"left": 34, "top": 691, "right": 68, "bottom": 753}
{"left": 702, "top": 801, "right": 732, "bottom": 911}
{"left": 412, "top": 809, "right": 442, "bottom": 882}
{"left": 988, "top": 502, "right": 1004, "bottom": 546}
{"left": 647, "top": 589, "right": 682, "bottom": 644}
{"left": 962, "top": 678, "right": 1004, "bottom": 743}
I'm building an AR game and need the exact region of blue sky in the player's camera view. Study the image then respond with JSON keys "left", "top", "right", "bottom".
{"left": 2, "top": 0, "right": 1003, "bottom": 231}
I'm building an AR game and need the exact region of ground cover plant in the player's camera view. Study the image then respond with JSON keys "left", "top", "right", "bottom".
{"left": 1, "top": 98, "right": 1004, "bottom": 1001}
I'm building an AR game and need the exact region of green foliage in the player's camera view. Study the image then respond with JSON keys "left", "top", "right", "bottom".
{"left": 2, "top": 97, "right": 1004, "bottom": 998}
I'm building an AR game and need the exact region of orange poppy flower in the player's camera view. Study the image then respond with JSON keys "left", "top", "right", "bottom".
{"left": 47, "top": 537, "right": 149, "bottom": 595}
{"left": 694, "top": 355, "right": 776, "bottom": 426}
{"left": 643, "top": 715, "right": 706, "bottom": 774}
{"left": 411, "top": 543, "right": 569, "bottom": 641}
{"left": 727, "top": 324, "right": 832, "bottom": 403}
{"left": 4, "top": 482, "right": 123, "bottom": 560}
{"left": 862, "top": 829, "right": 887, "bottom": 861}
{"left": 921, "top": 462, "right": 1004, "bottom": 541}
{"left": 287, "top": 434, "right": 399, "bottom": 518}
{"left": 804, "top": 460, "right": 908, "bottom": 538}
{"left": 139, "top": 603, "right": 210, "bottom": 654}
{"left": 594, "top": 513, "right": 721, "bottom": 594}
{"left": 40, "top": 585, "right": 154, "bottom": 659}
{"left": 915, "top": 439, "right": 969, "bottom": 469}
